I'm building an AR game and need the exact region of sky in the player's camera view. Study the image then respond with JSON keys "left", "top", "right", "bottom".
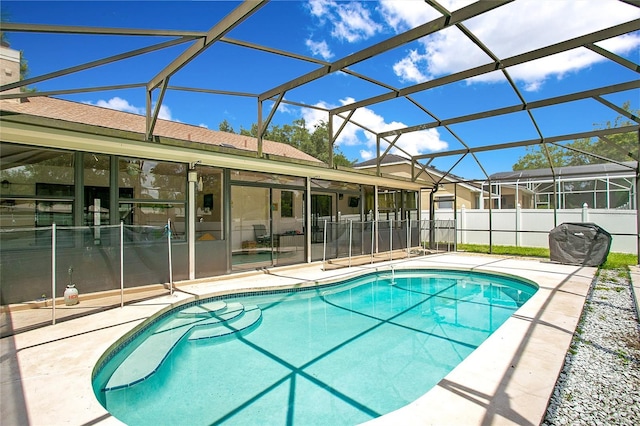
{"left": 2, "top": 0, "right": 639, "bottom": 179}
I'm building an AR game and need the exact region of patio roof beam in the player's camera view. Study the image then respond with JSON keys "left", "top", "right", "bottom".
{"left": 1, "top": 37, "right": 195, "bottom": 93}
{"left": 413, "top": 125, "right": 639, "bottom": 160}
{"left": 548, "top": 140, "right": 636, "bottom": 169}
{"left": 146, "top": 78, "right": 169, "bottom": 141}
{"left": 168, "top": 86, "right": 257, "bottom": 98}
{"left": 0, "top": 83, "right": 147, "bottom": 100}
{"left": 585, "top": 43, "right": 640, "bottom": 73}
{"left": 333, "top": 19, "right": 640, "bottom": 115}
{"left": 147, "top": 0, "right": 268, "bottom": 92}
{"left": 258, "top": 0, "right": 513, "bottom": 102}
{"left": 593, "top": 95, "right": 640, "bottom": 124}
{"left": 597, "top": 134, "right": 639, "bottom": 162}
{"left": 378, "top": 79, "right": 640, "bottom": 137}
{"left": 221, "top": 37, "right": 401, "bottom": 93}
{"left": 0, "top": 22, "right": 207, "bottom": 37}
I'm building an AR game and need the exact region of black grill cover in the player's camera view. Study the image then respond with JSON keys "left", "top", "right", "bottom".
{"left": 548, "top": 223, "right": 612, "bottom": 266}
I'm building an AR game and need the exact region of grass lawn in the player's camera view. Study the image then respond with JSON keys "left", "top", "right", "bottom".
{"left": 456, "top": 244, "right": 637, "bottom": 270}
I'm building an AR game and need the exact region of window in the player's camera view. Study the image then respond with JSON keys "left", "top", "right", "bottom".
{"left": 118, "top": 158, "right": 186, "bottom": 231}
{"left": 0, "top": 144, "right": 75, "bottom": 229}
{"left": 281, "top": 191, "right": 294, "bottom": 218}
{"left": 436, "top": 196, "right": 454, "bottom": 209}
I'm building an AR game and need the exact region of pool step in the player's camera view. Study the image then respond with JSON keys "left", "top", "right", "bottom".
{"left": 103, "top": 301, "right": 261, "bottom": 391}
{"left": 153, "top": 300, "right": 230, "bottom": 334}
{"left": 188, "top": 305, "right": 261, "bottom": 341}
{"left": 178, "top": 300, "right": 228, "bottom": 317}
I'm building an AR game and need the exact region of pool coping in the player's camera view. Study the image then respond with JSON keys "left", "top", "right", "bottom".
{"left": 0, "top": 253, "right": 597, "bottom": 425}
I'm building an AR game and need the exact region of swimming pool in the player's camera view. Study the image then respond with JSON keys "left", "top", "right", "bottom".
{"left": 92, "top": 268, "right": 537, "bottom": 425}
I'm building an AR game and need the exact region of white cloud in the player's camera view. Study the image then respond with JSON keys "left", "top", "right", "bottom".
{"left": 307, "top": 0, "right": 383, "bottom": 43}
{"left": 301, "top": 97, "right": 448, "bottom": 161}
{"left": 392, "top": 49, "right": 429, "bottom": 83}
{"left": 359, "top": 149, "right": 374, "bottom": 160}
{"left": 156, "top": 104, "right": 173, "bottom": 121}
{"left": 378, "top": 0, "right": 462, "bottom": 31}
{"left": 307, "top": 0, "right": 332, "bottom": 21}
{"left": 199, "top": 123, "right": 208, "bottom": 129}
{"left": 332, "top": 2, "right": 382, "bottom": 42}
{"left": 276, "top": 102, "right": 293, "bottom": 114}
{"left": 94, "top": 97, "right": 141, "bottom": 115}
{"left": 86, "top": 96, "right": 174, "bottom": 120}
{"left": 305, "top": 38, "right": 334, "bottom": 60}
{"left": 387, "top": 0, "right": 640, "bottom": 90}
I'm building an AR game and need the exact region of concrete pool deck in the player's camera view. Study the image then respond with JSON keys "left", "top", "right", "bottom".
{"left": 1, "top": 253, "right": 604, "bottom": 425}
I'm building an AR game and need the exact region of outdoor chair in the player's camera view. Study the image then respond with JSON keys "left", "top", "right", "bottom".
{"left": 253, "top": 224, "right": 271, "bottom": 245}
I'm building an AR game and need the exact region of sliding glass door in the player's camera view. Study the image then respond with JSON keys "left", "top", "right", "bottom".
{"left": 231, "top": 185, "right": 271, "bottom": 270}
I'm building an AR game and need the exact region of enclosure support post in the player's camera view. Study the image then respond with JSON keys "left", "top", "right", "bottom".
{"left": 120, "top": 221, "right": 124, "bottom": 308}
{"left": 389, "top": 220, "right": 393, "bottom": 261}
{"left": 306, "top": 177, "right": 312, "bottom": 263}
{"left": 348, "top": 220, "right": 353, "bottom": 268}
{"left": 429, "top": 187, "right": 437, "bottom": 250}
{"left": 371, "top": 220, "right": 375, "bottom": 264}
{"left": 516, "top": 203, "right": 521, "bottom": 247}
{"left": 188, "top": 168, "right": 197, "bottom": 280}
{"left": 488, "top": 178, "right": 493, "bottom": 254}
{"left": 454, "top": 183, "right": 458, "bottom": 250}
{"left": 322, "top": 220, "right": 327, "bottom": 271}
{"left": 167, "top": 219, "right": 174, "bottom": 296}
{"left": 460, "top": 205, "right": 466, "bottom": 245}
{"left": 407, "top": 218, "right": 411, "bottom": 258}
{"left": 51, "top": 223, "right": 56, "bottom": 325}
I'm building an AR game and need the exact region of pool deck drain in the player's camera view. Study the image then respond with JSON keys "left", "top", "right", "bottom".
{"left": 1, "top": 253, "right": 603, "bottom": 425}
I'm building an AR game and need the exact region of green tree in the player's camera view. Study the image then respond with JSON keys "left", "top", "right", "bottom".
{"left": 218, "top": 119, "right": 234, "bottom": 133}
{"left": 221, "top": 119, "right": 354, "bottom": 166}
{"left": 512, "top": 102, "right": 638, "bottom": 170}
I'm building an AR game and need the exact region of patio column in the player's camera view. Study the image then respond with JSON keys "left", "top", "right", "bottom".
{"left": 188, "top": 168, "right": 198, "bottom": 280}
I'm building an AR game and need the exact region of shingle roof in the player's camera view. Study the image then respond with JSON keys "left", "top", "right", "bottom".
{"left": 354, "top": 153, "right": 467, "bottom": 182}
{"left": 489, "top": 161, "right": 638, "bottom": 181}
{"left": 353, "top": 154, "right": 411, "bottom": 168}
{"left": 0, "top": 96, "right": 323, "bottom": 163}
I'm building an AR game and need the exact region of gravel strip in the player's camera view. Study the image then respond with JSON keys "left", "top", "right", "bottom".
{"left": 542, "top": 269, "right": 640, "bottom": 426}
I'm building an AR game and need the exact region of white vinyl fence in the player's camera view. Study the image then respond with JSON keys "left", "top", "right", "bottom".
{"left": 429, "top": 204, "right": 638, "bottom": 255}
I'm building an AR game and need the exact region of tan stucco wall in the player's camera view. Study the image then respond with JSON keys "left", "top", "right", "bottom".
{"left": 0, "top": 45, "right": 21, "bottom": 101}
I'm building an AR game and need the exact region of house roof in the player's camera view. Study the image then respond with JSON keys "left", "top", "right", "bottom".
{"left": 353, "top": 154, "right": 415, "bottom": 168}
{"left": 354, "top": 153, "right": 478, "bottom": 190}
{"left": 489, "top": 161, "right": 638, "bottom": 181}
{"left": 0, "top": 96, "right": 323, "bottom": 164}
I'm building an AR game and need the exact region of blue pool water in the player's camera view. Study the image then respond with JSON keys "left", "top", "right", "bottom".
{"left": 93, "top": 269, "right": 536, "bottom": 425}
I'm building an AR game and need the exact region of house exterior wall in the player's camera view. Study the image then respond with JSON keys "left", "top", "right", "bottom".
{"left": 0, "top": 44, "right": 21, "bottom": 101}
{"left": 357, "top": 163, "right": 481, "bottom": 211}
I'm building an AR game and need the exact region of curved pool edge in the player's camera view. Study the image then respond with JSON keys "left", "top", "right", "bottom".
{"left": 91, "top": 263, "right": 541, "bottom": 390}
{"left": 359, "top": 257, "right": 597, "bottom": 426}
{"left": 1, "top": 254, "right": 597, "bottom": 426}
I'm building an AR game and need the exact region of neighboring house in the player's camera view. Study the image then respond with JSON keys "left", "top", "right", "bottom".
{"left": 486, "top": 162, "right": 638, "bottom": 210}
{"left": 354, "top": 154, "right": 484, "bottom": 211}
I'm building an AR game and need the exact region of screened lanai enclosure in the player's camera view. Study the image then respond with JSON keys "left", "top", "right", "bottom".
{"left": 484, "top": 162, "right": 638, "bottom": 210}
{"left": 1, "top": 0, "right": 639, "bottom": 328}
